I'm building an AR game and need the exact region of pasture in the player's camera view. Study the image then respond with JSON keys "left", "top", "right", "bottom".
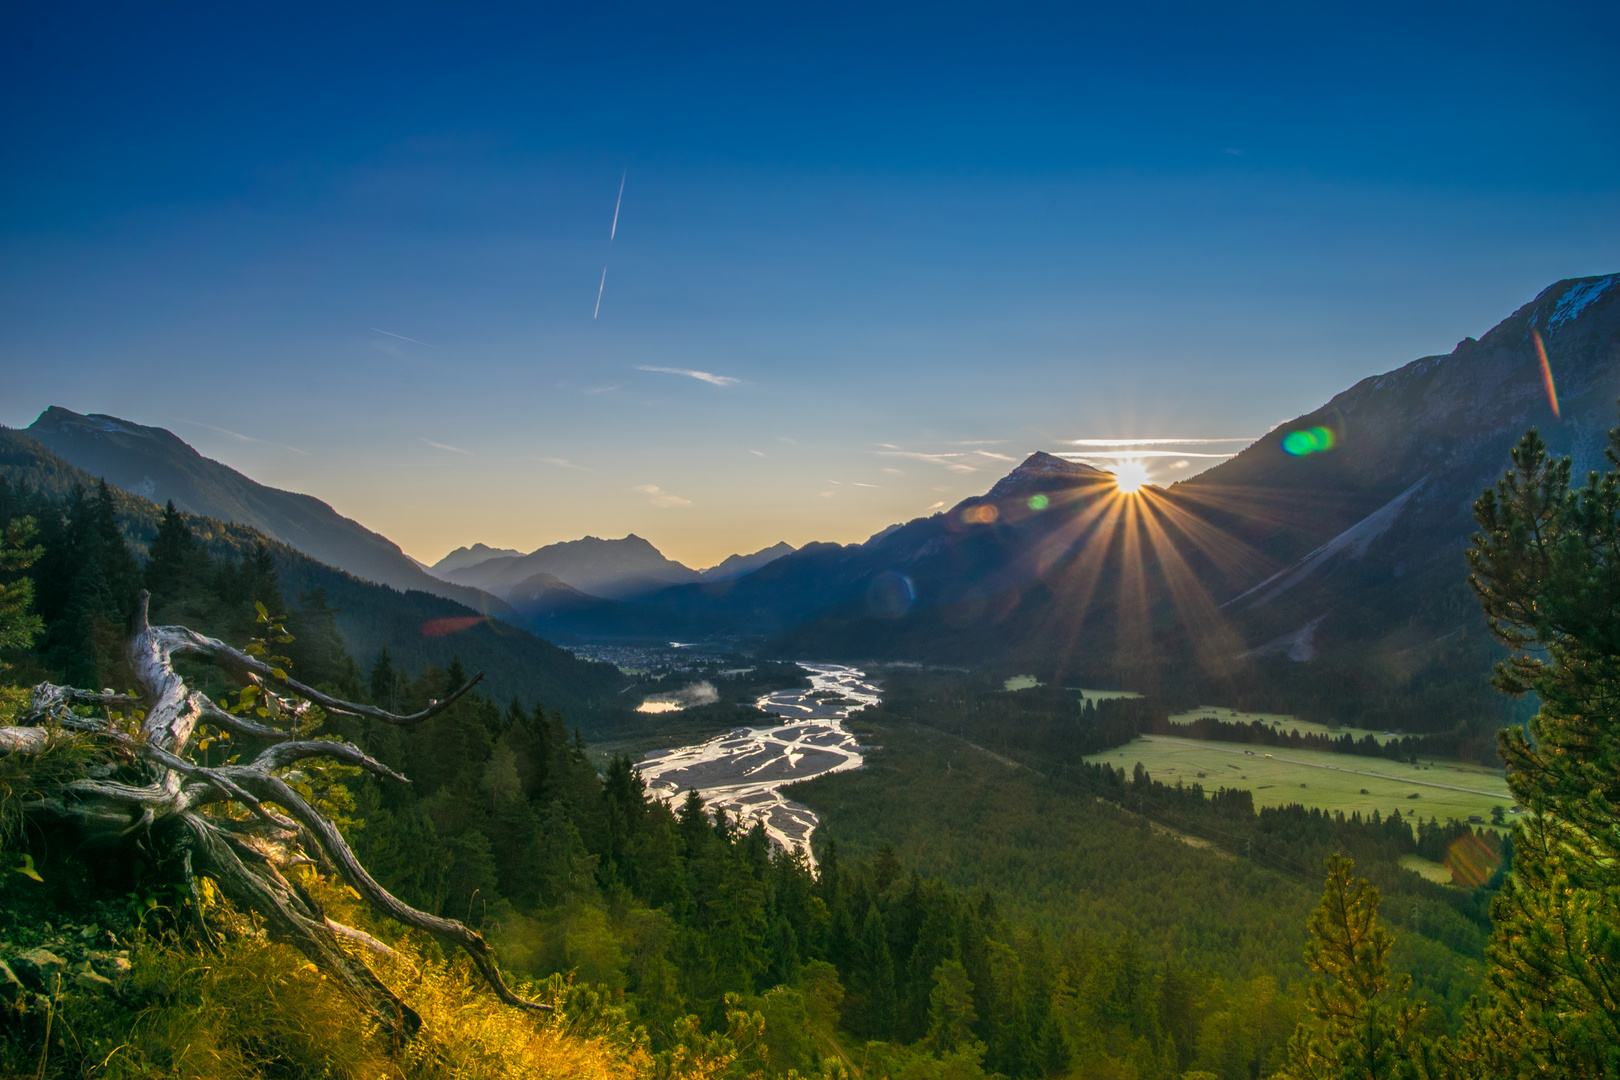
{"left": 1167, "top": 707, "right": 1402, "bottom": 745}
{"left": 1086, "top": 734, "right": 1513, "bottom": 825}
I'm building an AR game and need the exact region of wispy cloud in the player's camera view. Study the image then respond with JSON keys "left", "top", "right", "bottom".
{"left": 371, "top": 327, "right": 436, "bottom": 348}
{"left": 973, "top": 449, "right": 1018, "bottom": 462}
{"left": 1067, "top": 437, "right": 1255, "bottom": 446}
{"left": 749, "top": 450, "right": 766, "bottom": 457}
{"left": 177, "top": 419, "right": 307, "bottom": 455}
{"left": 541, "top": 457, "right": 592, "bottom": 471}
{"left": 633, "top": 484, "right": 692, "bottom": 508}
{"left": 583, "top": 384, "right": 621, "bottom": 396}
{"left": 420, "top": 438, "right": 472, "bottom": 455}
{"left": 874, "top": 449, "right": 977, "bottom": 474}
{"left": 853, "top": 482, "right": 878, "bottom": 488}
{"left": 880, "top": 467, "right": 904, "bottom": 475}
{"left": 926, "top": 501, "right": 946, "bottom": 511}
{"left": 636, "top": 365, "right": 740, "bottom": 387}
{"left": 1058, "top": 450, "right": 1235, "bottom": 459}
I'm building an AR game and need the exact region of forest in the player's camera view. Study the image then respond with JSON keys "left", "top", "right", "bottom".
{"left": 0, "top": 423, "right": 1615, "bottom": 1079}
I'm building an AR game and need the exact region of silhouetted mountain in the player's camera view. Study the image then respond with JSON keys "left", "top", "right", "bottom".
{"left": 0, "top": 427, "right": 626, "bottom": 716}
{"left": 430, "top": 543, "right": 523, "bottom": 576}
{"left": 442, "top": 534, "right": 705, "bottom": 600}
{"left": 699, "top": 541, "right": 796, "bottom": 582}
{"left": 25, "top": 408, "right": 514, "bottom": 619}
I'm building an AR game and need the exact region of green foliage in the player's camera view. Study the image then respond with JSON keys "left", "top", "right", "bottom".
{"left": 1275, "top": 855, "right": 1426, "bottom": 1079}
{"left": 0, "top": 516, "right": 44, "bottom": 674}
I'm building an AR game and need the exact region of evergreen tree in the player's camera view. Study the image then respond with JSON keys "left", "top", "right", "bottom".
{"left": 144, "top": 499, "right": 197, "bottom": 602}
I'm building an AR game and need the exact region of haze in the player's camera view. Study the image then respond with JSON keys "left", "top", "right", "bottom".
{"left": 2, "top": 2, "right": 1616, "bottom": 567}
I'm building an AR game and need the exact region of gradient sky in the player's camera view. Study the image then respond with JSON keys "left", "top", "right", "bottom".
{"left": 3, "top": 2, "right": 1617, "bottom": 568}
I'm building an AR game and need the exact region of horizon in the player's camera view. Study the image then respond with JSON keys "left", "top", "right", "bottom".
{"left": 3, "top": 3, "right": 1616, "bottom": 567}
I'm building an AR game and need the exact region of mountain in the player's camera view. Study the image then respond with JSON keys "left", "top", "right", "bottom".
{"left": 548, "top": 274, "right": 1619, "bottom": 734}
{"left": 430, "top": 543, "right": 524, "bottom": 576}
{"left": 439, "top": 535, "right": 795, "bottom": 600}
{"left": 698, "top": 541, "right": 796, "bottom": 582}
{"left": 24, "top": 408, "right": 513, "bottom": 618}
{"left": 0, "top": 426, "right": 627, "bottom": 716}
{"left": 440, "top": 534, "right": 703, "bottom": 600}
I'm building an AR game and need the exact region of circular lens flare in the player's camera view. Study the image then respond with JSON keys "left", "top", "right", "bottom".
{"left": 1111, "top": 460, "right": 1150, "bottom": 494}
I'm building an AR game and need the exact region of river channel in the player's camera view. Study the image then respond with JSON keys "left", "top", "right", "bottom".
{"left": 634, "top": 663, "right": 880, "bottom": 859}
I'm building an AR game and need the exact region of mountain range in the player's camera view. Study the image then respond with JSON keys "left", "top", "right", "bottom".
{"left": 12, "top": 272, "right": 1615, "bottom": 736}
{"left": 517, "top": 273, "right": 1618, "bottom": 732}
{"left": 431, "top": 535, "right": 795, "bottom": 601}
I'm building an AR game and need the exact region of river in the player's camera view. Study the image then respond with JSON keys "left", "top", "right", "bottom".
{"left": 634, "top": 663, "right": 879, "bottom": 859}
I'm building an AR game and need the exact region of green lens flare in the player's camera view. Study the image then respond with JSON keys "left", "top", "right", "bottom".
{"left": 1027, "top": 494, "right": 1049, "bottom": 510}
{"left": 1282, "top": 431, "right": 1315, "bottom": 455}
{"left": 1309, "top": 426, "right": 1335, "bottom": 450}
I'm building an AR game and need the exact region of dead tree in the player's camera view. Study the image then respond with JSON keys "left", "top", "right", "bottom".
{"left": 0, "top": 591, "right": 548, "bottom": 1035}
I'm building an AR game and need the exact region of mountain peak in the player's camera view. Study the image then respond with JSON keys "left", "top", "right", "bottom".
{"left": 987, "top": 451, "right": 1107, "bottom": 498}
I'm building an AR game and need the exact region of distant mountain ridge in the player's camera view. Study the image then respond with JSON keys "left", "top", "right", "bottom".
{"left": 437, "top": 534, "right": 795, "bottom": 600}
{"left": 25, "top": 407, "right": 516, "bottom": 621}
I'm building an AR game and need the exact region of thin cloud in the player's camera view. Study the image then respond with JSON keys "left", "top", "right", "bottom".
{"left": 633, "top": 484, "right": 692, "bottom": 508}
{"left": 973, "top": 449, "right": 1018, "bottom": 462}
{"left": 420, "top": 438, "right": 472, "bottom": 455}
{"left": 583, "top": 384, "right": 621, "bottom": 396}
{"left": 874, "top": 450, "right": 977, "bottom": 473}
{"left": 1170, "top": 460, "right": 1191, "bottom": 469}
{"left": 177, "top": 419, "right": 307, "bottom": 455}
{"left": 820, "top": 491, "right": 836, "bottom": 498}
{"left": 371, "top": 327, "right": 436, "bottom": 348}
{"left": 1068, "top": 437, "right": 1255, "bottom": 446}
{"left": 749, "top": 450, "right": 766, "bottom": 457}
{"left": 880, "top": 467, "right": 904, "bottom": 475}
{"left": 853, "top": 482, "right": 878, "bottom": 488}
{"left": 1059, "top": 450, "right": 1236, "bottom": 459}
{"left": 636, "top": 365, "right": 740, "bottom": 387}
{"left": 925, "top": 501, "right": 946, "bottom": 511}
{"left": 541, "top": 457, "right": 592, "bottom": 471}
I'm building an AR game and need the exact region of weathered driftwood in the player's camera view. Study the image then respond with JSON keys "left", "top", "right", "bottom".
{"left": 0, "top": 591, "right": 547, "bottom": 1034}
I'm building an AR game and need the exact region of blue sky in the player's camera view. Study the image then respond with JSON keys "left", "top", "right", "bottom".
{"left": 2, "top": 1, "right": 1616, "bottom": 565}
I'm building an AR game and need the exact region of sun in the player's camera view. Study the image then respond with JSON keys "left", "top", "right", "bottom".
{"left": 1111, "top": 460, "right": 1150, "bottom": 494}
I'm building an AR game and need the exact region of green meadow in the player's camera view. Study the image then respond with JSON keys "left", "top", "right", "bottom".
{"left": 1086, "top": 734, "right": 1513, "bottom": 825}
{"left": 1166, "top": 706, "right": 1403, "bottom": 745}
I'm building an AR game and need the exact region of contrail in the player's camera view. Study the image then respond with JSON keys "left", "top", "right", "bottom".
{"left": 610, "top": 171, "right": 625, "bottom": 241}
{"left": 594, "top": 267, "right": 607, "bottom": 319}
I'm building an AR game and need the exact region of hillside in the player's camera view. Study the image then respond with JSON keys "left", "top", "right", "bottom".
{"left": 25, "top": 407, "right": 515, "bottom": 618}
{"left": 0, "top": 427, "right": 626, "bottom": 716}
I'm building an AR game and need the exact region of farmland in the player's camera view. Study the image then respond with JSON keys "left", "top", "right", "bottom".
{"left": 1086, "top": 733, "right": 1513, "bottom": 825}
{"left": 1165, "top": 707, "right": 1403, "bottom": 745}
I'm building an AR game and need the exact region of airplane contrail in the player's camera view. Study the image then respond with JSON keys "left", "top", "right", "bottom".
{"left": 610, "top": 171, "right": 625, "bottom": 241}
{"left": 594, "top": 267, "right": 607, "bottom": 319}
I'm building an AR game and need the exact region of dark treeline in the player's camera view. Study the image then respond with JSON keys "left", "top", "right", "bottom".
{"left": 1153, "top": 714, "right": 1474, "bottom": 766}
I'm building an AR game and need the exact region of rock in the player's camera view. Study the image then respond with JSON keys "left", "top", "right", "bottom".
{"left": 73, "top": 971, "right": 115, "bottom": 994}
{"left": 11, "top": 948, "right": 66, "bottom": 991}
{"left": 0, "top": 961, "right": 24, "bottom": 1000}
{"left": 97, "top": 956, "right": 132, "bottom": 979}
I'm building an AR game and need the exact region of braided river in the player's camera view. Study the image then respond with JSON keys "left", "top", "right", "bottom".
{"left": 634, "top": 663, "right": 879, "bottom": 859}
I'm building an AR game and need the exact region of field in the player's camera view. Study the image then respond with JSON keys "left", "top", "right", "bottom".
{"left": 1167, "top": 706, "right": 1403, "bottom": 745}
{"left": 1087, "top": 734, "right": 1513, "bottom": 825}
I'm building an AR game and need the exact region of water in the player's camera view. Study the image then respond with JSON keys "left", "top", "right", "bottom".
{"left": 634, "top": 663, "right": 880, "bottom": 860}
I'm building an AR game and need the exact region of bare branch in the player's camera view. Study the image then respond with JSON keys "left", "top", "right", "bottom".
{"left": 251, "top": 741, "right": 410, "bottom": 783}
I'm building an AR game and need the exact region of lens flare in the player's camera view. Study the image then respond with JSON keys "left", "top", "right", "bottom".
{"left": 1027, "top": 494, "right": 1049, "bottom": 510}
{"left": 1111, "top": 460, "right": 1150, "bottom": 494}
{"left": 421, "top": 615, "right": 483, "bottom": 637}
{"left": 961, "top": 504, "right": 999, "bottom": 524}
{"left": 1282, "top": 426, "right": 1336, "bottom": 456}
{"left": 1532, "top": 328, "right": 1560, "bottom": 418}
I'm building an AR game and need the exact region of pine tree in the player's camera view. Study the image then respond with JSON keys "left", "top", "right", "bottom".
{"left": 144, "top": 499, "right": 197, "bottom": 602}
{"left": 1458, "top": 425, "right": 1620, "bottom": 1072}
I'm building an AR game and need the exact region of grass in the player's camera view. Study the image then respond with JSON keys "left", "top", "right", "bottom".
{"left": 1400, "top": 854, "right": 1456, "bottom": 885}
{"left": 1087, "top": 735, "right": 1513, "bottom": 825}
{"left": 1166, "top": 706, "right": 1405, "bottom": 745}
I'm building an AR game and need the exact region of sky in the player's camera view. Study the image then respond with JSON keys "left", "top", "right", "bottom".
{"left": 2, "top": 2, "right": 1617, "bottom": 568}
